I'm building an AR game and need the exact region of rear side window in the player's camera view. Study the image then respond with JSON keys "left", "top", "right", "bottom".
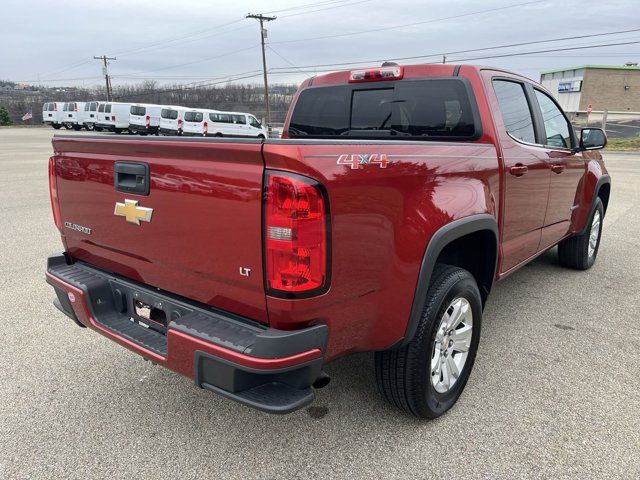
{"left": 534, "top": 90, "right": 572, "bottom": 148}
{"left": 131, "top": 106, "right": 146, "bottom": 116}
{"left": 492, "top": 80, "right": 536, "bottom": 144}
{"left": 288, "top": 78, "right": 480, "bottom": 139}
{"left": 185, "top": 111, "right": 203, "bottom": 122}
{"left": 90, "top": 102, "right": 97, "bottom": 111}
{"left": 232, "top": 114, "right": 246, "bottom": 124}
{"left": 161, "top": 109, "right": 178, "bottom": 120}
{"left": 84, "top": 103, "right": 91, "bottom": 111}
{"left": 105, "top": 104, "right": 112, "bottom": 113}
{"left": 98, "top": 104, "right": 105, "bottom": 113}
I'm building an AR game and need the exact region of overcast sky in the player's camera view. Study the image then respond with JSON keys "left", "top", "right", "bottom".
{"left": 2, "top": 0, "right": 639, "bottom": 88}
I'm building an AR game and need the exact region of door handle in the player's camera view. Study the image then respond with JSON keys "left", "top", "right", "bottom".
{"left": 114, "top": 162, "right": 150, "bottom": 196}
{"left": 551, "top": 164, "right": 565, "bottom": 174}
{"left": 509, "top": 164, "right": 528, "bottom": 177}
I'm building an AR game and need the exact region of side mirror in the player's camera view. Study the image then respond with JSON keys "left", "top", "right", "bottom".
{"left": 580, "top": 128, "right": 607, "bottom": 151}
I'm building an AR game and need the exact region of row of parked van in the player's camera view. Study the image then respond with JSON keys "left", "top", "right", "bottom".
{"left": 42, "top": 101, "right": 269, "bottom": 138}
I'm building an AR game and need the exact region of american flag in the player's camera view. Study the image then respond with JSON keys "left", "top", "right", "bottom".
{"left": 22, "top": 110, "right": 33, "bottom": 121}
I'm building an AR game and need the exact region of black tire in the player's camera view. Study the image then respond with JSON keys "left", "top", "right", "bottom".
{"left": 72, "top": 125, "right": 82, "bottom": 131}
{"left": 86, "top": 123, "right": 95, "bottom": 131}
{"left": 257, "top": 134, "right": 265, "bottom": 139}
{"left": 375, "top": 264, "right": 482, "bottom": 419}
{"left": 52, "top": 124, "right": 61, "bottom": 130}
{"left": 114, "top": 128, "right": 123, "bottom": 134}
{"left": 558, "top": 197, "right": 604, "bottom": 270}
{"left": 63, "top": 123, "right": 72, "bottom": 130}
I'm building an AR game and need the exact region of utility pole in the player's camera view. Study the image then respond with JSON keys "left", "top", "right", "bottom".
{"left": 246, "top": 13, "right": 276, "bottom": 126}
{"left": 94, "top": 55, "right": 116, "bottom": 101}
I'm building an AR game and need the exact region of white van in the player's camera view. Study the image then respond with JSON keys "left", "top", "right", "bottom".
{"left": 206, "top": 111, "right": 267, "bottom": 138}
{"left": 61, "top": 102, "right": 86, "bottom": 130}
{"left": 182, "top": 109, "right": 217, "bottom": 137}
{"left": 78, "top": 101, "right": 101, "bottom": 131}
{"left": 95, "top": 102, "right": 132, "bottom": 133}
{"left": 42, "top": 102, "right": 65, "bottom": 129}
{"left": 159, "top": 106, "right": 188, "bottom": 136}
{"left": 129, "top": 104, "right": 163, "bottom": 135}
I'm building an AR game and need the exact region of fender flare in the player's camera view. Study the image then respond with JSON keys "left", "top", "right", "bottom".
{"left": 398, "top": 214, "right": 499, "bottom": 348}
{"left": 579, "top": 174, "right": 611, "bottom": 235}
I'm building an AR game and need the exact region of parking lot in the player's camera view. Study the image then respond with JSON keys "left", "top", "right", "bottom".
{"left": 1, "top": 127, "right": 639, "bottom": 479}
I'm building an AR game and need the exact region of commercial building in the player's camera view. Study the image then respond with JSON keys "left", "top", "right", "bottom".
{"left": 540, "top": 64, "right": 640, "bottom": 113}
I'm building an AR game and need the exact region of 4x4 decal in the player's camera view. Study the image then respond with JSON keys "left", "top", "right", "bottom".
{"left": 337, "top": 153, "right": 389, "bottom": 169}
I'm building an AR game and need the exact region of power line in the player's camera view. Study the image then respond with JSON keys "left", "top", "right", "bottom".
{"left": 276, "top": 0, "right": 374, "bottom": 18}
{"left": 270, "top": 0, "right": 545, "bottom": 44}
{"left": 263, "top": 0, "right": 350, "bottom": 14}
{"left": 269, "top": 27, "right": 640, "bottom": 71}
{"left": 108, "top": 18, "right": 248, "bottom": 58}
{"left": 267, "top": 40, "right": 640, "bottom": 76}
{"left": 121, "top": 45, "right": 259, "bottom": 76}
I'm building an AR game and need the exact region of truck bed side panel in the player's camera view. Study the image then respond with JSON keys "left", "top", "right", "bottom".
{"left": 263, "top": 140, "right": 500, "bottom": 359}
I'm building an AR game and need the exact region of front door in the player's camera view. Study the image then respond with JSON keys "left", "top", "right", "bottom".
{"left": 531, "top": 89, "right": 586, "bottom": 249}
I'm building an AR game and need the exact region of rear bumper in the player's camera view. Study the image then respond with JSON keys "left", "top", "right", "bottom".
{"left": 46, "top": 254, "right": 327, "bottom": 413}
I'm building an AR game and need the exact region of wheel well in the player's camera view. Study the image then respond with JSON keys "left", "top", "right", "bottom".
{"left": 598, "top": 182, "right": 610, "bottom": 215}
{"left": 435, "top": 230, "right": 497, "bottom": 305}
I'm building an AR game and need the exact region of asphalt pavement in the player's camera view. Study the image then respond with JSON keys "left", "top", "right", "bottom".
{"left": 1, "top": 127, "right": 639, "bottom": 479}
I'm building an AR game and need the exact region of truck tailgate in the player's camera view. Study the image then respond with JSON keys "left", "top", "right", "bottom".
{"left": 52, "top": 136, "right": 268, "bottom": 324}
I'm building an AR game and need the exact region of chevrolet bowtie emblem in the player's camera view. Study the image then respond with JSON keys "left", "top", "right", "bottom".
{"left": 114, "top": 199, "right": 153, "bottom": 225}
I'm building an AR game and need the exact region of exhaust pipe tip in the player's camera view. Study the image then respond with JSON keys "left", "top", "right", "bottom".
{"left": 312, "top": 372, "right": 331, "bottom": 389}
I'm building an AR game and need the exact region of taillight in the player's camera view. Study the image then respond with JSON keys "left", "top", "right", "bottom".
{"left": 54, "top": 103, "right": 57, "bottom": 112}
{"left": 203, "top": 121, "right": 208, "bottom": 136}
{"left": 73, "top": 104, "right": 77, "bottom": 112}
{"left": 177, "top": 119, "right": 183, "bottom": 130}
{"left": 48, "top": 156, "right": 62, "bottom": 231}
{"left": 264, "top": 171, "right": 330, "bottom": 297}
{"left": 145, "top": 115, "right": 150, "bottom": 126}
{"left": 111, "top": 115, "right": 115, "bottom": 121}
{"left": 349, "top": 66, "right": 404, "bottom": 83}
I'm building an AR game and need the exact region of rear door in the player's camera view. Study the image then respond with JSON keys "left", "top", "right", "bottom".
{"left": 488, "top": 76, "right": 551, "bottom": 272}
{"left": 53, "top": 137, "right": 269, "bottom": 323}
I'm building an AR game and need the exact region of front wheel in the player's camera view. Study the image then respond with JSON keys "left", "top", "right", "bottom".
{"left": 375, "top": 264, "right": 482, "bottom": 419}
{"left": 558, "top": 197, "right": 604, "bottom": 270}
{"left": 52, "top": 124, "right": 61, "bottom": 130}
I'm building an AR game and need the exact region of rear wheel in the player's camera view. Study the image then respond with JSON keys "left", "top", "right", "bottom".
{"left": 52, "top": 124, "right": 61, "bottom": 130}
{"left": 558, "top": 197, "right": 604, "bottom": 270}
{"left": 375, "top": 264, "right": 482, "bottom": 419}
{"left": 85, "top": 123, "right": 95, "bottom": 131}
{"left": 63, "top": 123, "right": 72, "bottom": 130}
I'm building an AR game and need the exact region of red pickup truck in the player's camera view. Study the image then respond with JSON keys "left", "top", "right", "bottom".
{"left": 46, "top": 64, "right": 610, "bottom": 418}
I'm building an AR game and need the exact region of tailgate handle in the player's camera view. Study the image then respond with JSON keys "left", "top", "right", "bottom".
{"left": 114, "top": 162, "right": 150, "bottom": 196}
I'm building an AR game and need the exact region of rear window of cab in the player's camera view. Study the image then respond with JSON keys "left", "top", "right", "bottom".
{"left": 288, "top": 78, "right": 481, "bottom": 140}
